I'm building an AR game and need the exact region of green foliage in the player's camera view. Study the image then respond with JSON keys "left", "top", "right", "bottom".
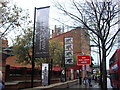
{"left": 13, "top": 27, "right": 33, "bottom": 65}
{"left": 34, "top": 39, "right": 63, "bottom": 67}
{"left": 13, "top": 31, "right": 63, "bottom": 66}
{"left": 49, "top": 39, "right": 63, "bottom": 66}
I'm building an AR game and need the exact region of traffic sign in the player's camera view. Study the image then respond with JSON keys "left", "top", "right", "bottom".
{"left": 77, "top": 55, "right": 91, "bottom": 65}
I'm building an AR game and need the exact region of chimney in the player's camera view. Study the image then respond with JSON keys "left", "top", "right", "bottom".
{"left": 52, "top": 30, "right": 54, "bottom": 38}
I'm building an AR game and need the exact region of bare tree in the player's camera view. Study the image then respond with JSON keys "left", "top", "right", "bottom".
{"left": 0, "top": 1, "right": 32, "bottom": 38}
{"left": 53, "top": 0, "right": 120, "bottom": 89}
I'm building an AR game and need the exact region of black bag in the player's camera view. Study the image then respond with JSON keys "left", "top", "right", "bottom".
{"left": 89, "top": 84, "right": 92, "bottom": 87}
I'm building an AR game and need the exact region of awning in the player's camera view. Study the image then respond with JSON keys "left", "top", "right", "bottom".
{"left": 52, "top": 65, "right": 61, "bottom": 71}
{"left": 67, "top": 65, "right": 82, "bottom": 70}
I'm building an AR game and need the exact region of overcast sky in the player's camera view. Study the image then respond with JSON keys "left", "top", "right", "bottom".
{"left": 11, "top": 0, "right": 61, "bottom": 26}
{"left": 9, "top": 0, "right": 120, "bottom": 69}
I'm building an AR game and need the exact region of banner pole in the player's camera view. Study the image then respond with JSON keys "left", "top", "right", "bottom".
{"left": 31, "top": 7, "right": 36, "bottom": 88}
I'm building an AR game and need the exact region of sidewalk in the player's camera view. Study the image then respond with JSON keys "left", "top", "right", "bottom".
{"left": 21, "top": 79, "right": 78, "bottom": 90}
{"left": 69, "top": 80, "right": 100, "bottom": 88}
{"left": 21, "top": 80, "right": 100, "bottom": 90}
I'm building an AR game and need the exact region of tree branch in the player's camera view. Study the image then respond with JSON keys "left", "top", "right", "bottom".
{"left": 1, "top": 23, "right": 12, "bottom": 36}
{"left": 106, "top": 28, "right": 120, "bottom": 50}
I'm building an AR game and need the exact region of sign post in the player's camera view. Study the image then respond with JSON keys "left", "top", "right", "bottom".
{"left": 32, "top": 6, "right": 50, "bottom": 88}
{"left": 77, "top": 55, "right": 91, "bottom": 84}
{"left": 42, "top": 63, "right": 49, "bottom": 86}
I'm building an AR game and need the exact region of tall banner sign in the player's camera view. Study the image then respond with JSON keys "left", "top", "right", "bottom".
{"left": 34, "top": 6, "right": 50, "bottom": 58}
{"left": 64, "top": 37, "right": 74, "bottom": 64}
{"left": 42, "top": 63, "right": 49, "bottom": 86}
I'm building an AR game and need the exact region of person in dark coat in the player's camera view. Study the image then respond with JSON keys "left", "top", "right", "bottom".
{"left": 79, "top": 76, "right": 82, "bottom": 85}
{"left": 83, "top": 76, "right": 87, "bottom": 85}
{"left": 88, "top": 75, "right": 92, "bottom": 87}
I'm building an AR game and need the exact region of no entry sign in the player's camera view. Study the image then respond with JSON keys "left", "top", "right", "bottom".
{"left": 77, "top": 55, "right": 91, "bottom": 65}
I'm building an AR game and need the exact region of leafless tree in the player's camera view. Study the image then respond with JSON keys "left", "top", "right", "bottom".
{"left": 53, "top": 0, "right": 120, "bottom": 89}
{"left": 0, "top": 1, "right": 32, "bottom": 38}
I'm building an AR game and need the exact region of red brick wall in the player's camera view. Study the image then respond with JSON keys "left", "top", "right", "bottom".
{"left": 2, "top": 39, "right": 8, "bottom": 47}
{"left": 6, "top": 56, "right": 32, "bottom": 68}
{"left": 50, "top": 27, "right": 90, "bottom": 64}
{"left": 1, "top": 39, "right": 9, "bottom": 81}
{"left": 50, "top": 27, "right": 91, "bottom": 79}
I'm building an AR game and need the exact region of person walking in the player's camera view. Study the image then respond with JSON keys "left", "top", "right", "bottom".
{"left": 88, "top": 75, "right": 92, "bottom": 87}
{"left": 0, "top": 71, "right": 4, "bottom": 90}
{"left": 83, "top": 76, "right": 87, "bottom": 85}
{"left": 79, "top": 76, "right": 82, "bottom": 85}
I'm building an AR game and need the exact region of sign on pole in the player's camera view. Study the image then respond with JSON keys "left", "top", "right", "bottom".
{"left": 42, "top": 63, "right": 49, "bottom": 86}
{"left": 64, "top": 37, "right": 74, "bottom": 64}
{"left": 77, "top": 55, "right": 91, "bottom": 65}
{"left": 34, "top": 6, "right": 50, "bottom": 58}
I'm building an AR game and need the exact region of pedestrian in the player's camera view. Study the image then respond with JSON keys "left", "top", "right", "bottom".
{"left": 88, "top": 75, "right": 92, "bottom": 87}
{"left": 83, "top": 76, "right": 87, "bottom": 85}
{"left": 95, "top": 75, "right": 97, "bottom": 82}
{"left": 79, "top": 76, "right": 82, "bottom": 85}
{"left": 0, "top": 71, "right": 4, "bottom": 90}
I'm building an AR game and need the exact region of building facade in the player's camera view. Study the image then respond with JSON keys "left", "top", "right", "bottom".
{"left": 0, "top": 39, "right": 10, "bottom": 81}
{"left": 50, "top": 26, "right": 91, "bottom": 78}
{"left": 3, "top": 26, "right": 91, "bottom": 81}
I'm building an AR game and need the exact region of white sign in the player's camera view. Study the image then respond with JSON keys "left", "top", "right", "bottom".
{"left": 64, "top": 37, "right": 74, "bottom": 64}
{"left": 42, "top": 63, "right": 49, "bottom": 86}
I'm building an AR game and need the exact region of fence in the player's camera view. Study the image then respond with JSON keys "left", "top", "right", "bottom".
{"left": 5, "top": 65, "right": 61, "bottom": 82}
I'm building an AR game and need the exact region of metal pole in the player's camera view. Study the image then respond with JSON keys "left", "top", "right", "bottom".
{"left": 31, "top": 7, "right": 36, "bottom": 88}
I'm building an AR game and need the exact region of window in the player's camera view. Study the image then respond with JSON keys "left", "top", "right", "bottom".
{"left": 110, "top": 72, "right": 118, "bottom": 81}
{"left": 109, "top": 53, "right": 118, "bottom": 66}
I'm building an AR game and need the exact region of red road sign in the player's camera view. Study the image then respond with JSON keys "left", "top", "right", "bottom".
{"left": 77, "top": 55, "right": 91, "bottom": 65}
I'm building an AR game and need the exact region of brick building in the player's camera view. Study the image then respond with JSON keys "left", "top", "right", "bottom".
{"left": 50, "top": 26, "right": 91, "bottom": 78}
{"left": 0, "top": 39, "right": 11, "bottom": 81}
{"left": 2, "top": 26, "right": 91, "bottom": 81}
{"left": 51, "top": 26, "right": 90, "bottom": 59}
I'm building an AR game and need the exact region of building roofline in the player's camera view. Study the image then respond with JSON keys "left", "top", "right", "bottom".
{"left": 49, "top": 27, "right": 81, "bottom": 40}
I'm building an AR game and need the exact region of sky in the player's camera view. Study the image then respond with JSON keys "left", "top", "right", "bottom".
{"left": 8, "top": 0, "right": 120, "bottom": 70}
{"left": 11, "top": 0, "right": 60, "bottom": 26}
{"left": 7, "top": 0, "right": 59, "bottom": 45}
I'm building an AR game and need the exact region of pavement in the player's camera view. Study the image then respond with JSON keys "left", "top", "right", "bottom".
{"left": 21, "top": 79, "right": 78, "bottom": 90}
{"left": 21, "top": 78, "right": 113, "bottom": 90}
{"left": 69, "top": 80, "right": 100, "bottom": 88}
{"left": 22, "top": 80, "right": 100, "bottom": 90}
{"left": 69, "top": 78, "right": 113, "bottom": 89}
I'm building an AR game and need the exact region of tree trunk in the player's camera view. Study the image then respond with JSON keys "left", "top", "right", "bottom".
{"left": 102, "top": 47, "right": 107, "bottom": 89}
{"left": 99, "top": 58, "right": 103, "bottom": 88}
{"left": 98, "top": 41, "right": 103, "bottom": 88}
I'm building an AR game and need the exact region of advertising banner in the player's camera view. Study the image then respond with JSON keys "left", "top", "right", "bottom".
{"left": 64, "top": 37, "right": 74, "bottom": 64}
{"left": 61, "top": 68, "right": 65, "bottom": 82}
{"left": 42, "top": 63, "right": 49, "bottom": 86}
{"left": 34, "top": 6, "right": 50, "bottom": 58}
